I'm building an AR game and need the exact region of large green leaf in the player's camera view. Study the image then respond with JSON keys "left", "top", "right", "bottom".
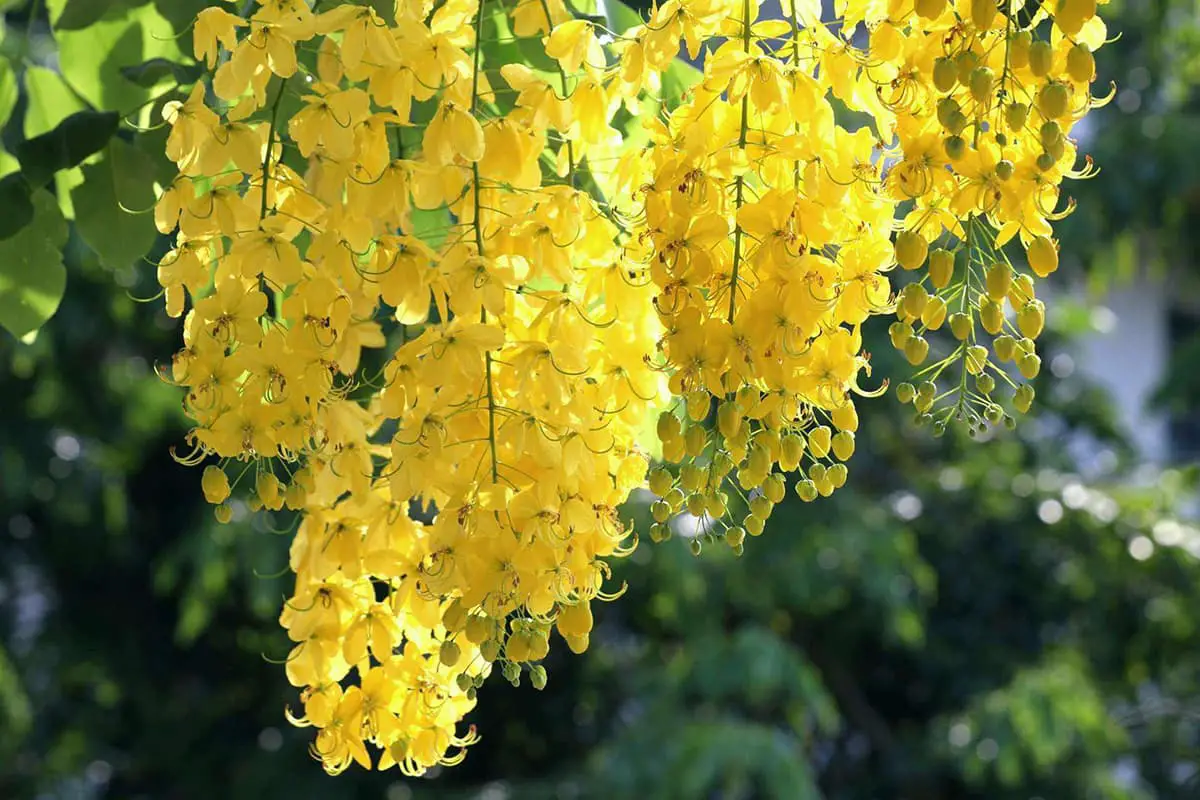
{"left": 22, "top": 66, "right": 89, "bottom": 217}
{"left": 72, "top": 137, "right": 160, "bottom": 269}
{"left": 0, "top": 58, "right": 17, "bottom": 180}
{"left": 0, "top": 189, "right": 68, "bottom": 339}
{"left": 46, "top": 0, "right": 183, "bottom": 114}
{"left": 120, "top": 57, "right": 204, "bottom": 88}
{"left": 152, "top": 0, "right": 211, "bottom": 31}
{"left": 23, "top": 65, "right": 86, "bottom": 138}
{"left": 0, "top": 173, "right": 32, "bottom": 238}
{"left": 16, "top": 110, "right": 119, "bottom": 188}
{"left": 0, "top": 57, "right": 16, "bottom": 126}
{"left": 53, "top": 0, "right": 145, "bottom": 30}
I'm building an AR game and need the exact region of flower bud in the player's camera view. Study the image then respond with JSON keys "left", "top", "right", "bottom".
{"left": 202, "top": 465, "right": 231, "bottom": 505}
{"left": 929, "top": 248, "right": 955, "bottom": 288}
{"left": 1018, "top": 300, "right": 1045, "bottom": 339}
{"left": 904, "top": 335, "right": 930, "bottom": 365}
{"left": 895, "top": 230, "right": 928, "bottom": 270}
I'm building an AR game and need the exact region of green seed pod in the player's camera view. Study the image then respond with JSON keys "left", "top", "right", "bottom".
{"left": 995, "top": 159, "right": 1015, "bottom": 181}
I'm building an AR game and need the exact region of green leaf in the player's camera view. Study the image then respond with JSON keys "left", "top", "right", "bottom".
{"left": 22, "top": 68, "right": 91, "bottom": 217}
{"left": 0, "top": 58, "right": 16, "bottom": 127}
{"left": 119, "top": 57, "right": 204, "bottom": 88}
{"left": 53, "top": 0, "right": 144, "bottom": 30}
{"left": 0, "top": 189, "right": 68, "bottom": 339}
{"left": 23, "top": 65, "right": 87, "bottom": 138}
{"left": 0, "top": 644, "right": 32, "bottom": 756}
{"left": 0, "top": 173, "right": 33, "bottom": 238}
{"left": 47, "top": 0, "right": 183, "bottom": 113}
{"left": 16, "top": 110, "right": 120, "bottom": 188}
{"left": 72, "top": 137, "right": 160, "bottom": 268}
{"left": 152, "top": 0, "right": 211, "bottom": 31}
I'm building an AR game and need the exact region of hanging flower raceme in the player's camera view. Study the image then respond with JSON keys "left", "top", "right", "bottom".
{"left": 152, "top": 0, "right": 1109, "bottom": 776}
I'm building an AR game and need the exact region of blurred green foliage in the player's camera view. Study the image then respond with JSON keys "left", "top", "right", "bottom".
{"left": 2, "top": 1, "right": 1200, "bottom": 799}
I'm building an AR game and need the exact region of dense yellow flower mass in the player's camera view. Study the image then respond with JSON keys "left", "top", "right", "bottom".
{"left": 155, "top": 0, "right": 1109, "bottom": 775}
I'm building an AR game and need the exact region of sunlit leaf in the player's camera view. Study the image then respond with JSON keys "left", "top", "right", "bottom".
{"left": 72, "top": 137, "right": 160, "bottom": 269}
{"left": 0, "top": 189, "right": 68, "bottom": 339}
{"left": 16, "top": 110, "right": 119, "bottom": 188}
{"left": 119, "top": 57, "right": 204, "bottom": 88}
{"left": 46, "top": 0, "right": 183, "bottom": 114}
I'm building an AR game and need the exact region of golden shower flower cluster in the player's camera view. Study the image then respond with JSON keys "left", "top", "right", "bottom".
{"left": 152, "top": 0, "right": 1108, "bottom": 776}
{"left": 611, "top": 0, "right": 1109, "bottom": 550}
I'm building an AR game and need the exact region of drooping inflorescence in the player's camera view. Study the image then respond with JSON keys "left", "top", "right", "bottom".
{"left": 153, "top": 0, "right": 1109, "bottom": 775}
